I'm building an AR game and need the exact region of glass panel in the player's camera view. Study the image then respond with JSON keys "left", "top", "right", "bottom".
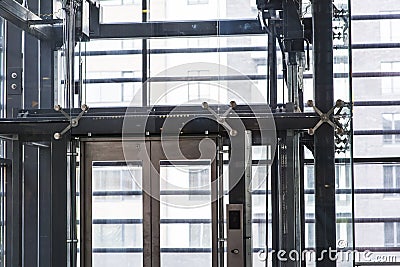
{"left": 148, "top": 36, "right": 269, "bottom": 106}
{"left": 160, "top": 160, "right": 212, "bottom": 267}
{"left": 148, "top": 0, "right": 257, "bottom": 21}
{"left": 99, "top": 0, "right": 141, "bottom": 23}
{"left": 92, "top": 161, "right": 143, "bottom": 267}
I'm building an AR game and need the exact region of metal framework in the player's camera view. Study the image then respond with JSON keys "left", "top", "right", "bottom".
{"left": 0, "top": 0, "right": 397, "bottom": 267}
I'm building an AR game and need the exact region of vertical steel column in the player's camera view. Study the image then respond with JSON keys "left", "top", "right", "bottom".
{"left": 23, "top": 145, "right": 39, "bottom": 267}
{"left": 142, "top": 0, "right": 148, "bottom": 106}
{"left": 268, "top": 20, "right": 277, "bottom": 107}
{"left": 39, "top": 146, "right": 51, "bottom": 267}
{"left": 23, "top": 0, "right": 40, "bottom": 265}
{"left": 299, "top": 143, "right": 306, "bottom": 267}
{"left": 5, "top": 140, "right": 22, "bottom": 267}
{"left": 38, "top": 0, "right": 54, "bottom": 264}
{"left": 39, "top": 0, "right": 55, "bottom": 109}
{"left": 51, "top": 139, "right": 68, "bottom": 266}
{"left": 275, "top": 131, "right": 301, "bottom": 267}
{"left": 312, "top": 1, "right": 336, "bottom": 267}
{"left": 67, "top": 140, "right": 78, "bottom": 267}
{"left": 280, "top": 130, "right": 301, "bottom": 267}
{"left": 228, "top": 131, "right": 252, "bottom": 267}
{"left": 5, "top": 25, "right": 22, "bottom": 118}
{"left": 271, "top": 138, "right": 279, "bottom": 267}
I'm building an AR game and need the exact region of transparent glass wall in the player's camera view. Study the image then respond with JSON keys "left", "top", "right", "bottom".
{"left": 352, "top": 0, "right": 400, "bottom": 265}
{"left": 91, "top": 162, "right": 143, "bottom": 267}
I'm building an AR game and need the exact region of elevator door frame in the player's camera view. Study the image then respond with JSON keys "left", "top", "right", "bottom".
{"left": 81, "top": 138, "right": 218, "bottom": 267}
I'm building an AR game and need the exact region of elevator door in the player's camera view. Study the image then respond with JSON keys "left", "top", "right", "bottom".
{"left": 82, "top": 139, "right": 218, "bottom": 267}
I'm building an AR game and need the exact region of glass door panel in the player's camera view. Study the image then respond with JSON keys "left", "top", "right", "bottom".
{"left": 159, "top": 160, "right": 212, "bottom": 267}
{"left": 91, "top": 161, "right": 143, "bottom": 267}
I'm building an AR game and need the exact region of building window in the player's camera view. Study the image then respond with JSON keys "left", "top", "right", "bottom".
{"left": 381, "top": 62, "right": 400, "bottom": 95}
{"left": 187, "top": 0, "right": 208, "bottom": 5}
{"left": 187, "top": 70, "right": 210, "bottom": 101}
{"left": 189, "top": 224, "right": 211, "bottom": 247}
{"left": 382, "top": 114, "right": 400, "bottom": 144}
{"left": 253, "top": 213, "right": 266, "bottom": 249}
{"left": 305, "top": 166, "right": 314, "bottom": 203}
{"left": 380, "top": 12, "right": 400, "bottom": 42}
{"left": 383, "top": 166, "right": 400, "bottom": 196}
{"left": 189, "top": 168, "right": 209, "bottom": 200}
{"left": 384, "top": 222, "right": 400, "bottom": 247}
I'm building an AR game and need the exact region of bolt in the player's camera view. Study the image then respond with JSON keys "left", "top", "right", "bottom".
{"left": 336, "top": 99, "right": 345, "bottom": 108}
{"left": 308, "top": 128, "right": 315, "bottom": 135}
{"left": 54, "top": 133, "right": 61, "bottom": 140}
{"left": 81, "top": 104, "right": 88, "bottom": 111}
{"left": 11, "top": 72, "right": 17, "bottom": 79}
{"left": 54, "top": 105, "right": 61, "bottom": 111}
{"left": 11, "top": 84, "right": 17, "bottom": 90}
{"left": 71, "top": 119, "right": 78, "bottom": 127}
{"left": 307, "top": 100, "right": 314, "bottom": 107}
{"left": 202, "top": 102, "right": 209, "bottom": 109}
{"left": 230, "top": 130, "right": 237, "bottom": 137}
{"left": 230, "top": 100, "right": 237, "bottom": 108}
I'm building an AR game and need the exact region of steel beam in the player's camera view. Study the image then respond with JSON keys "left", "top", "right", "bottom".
{"left": 39, "top": 0, "right": 54, "bottom": 108}
{"left": 228, "top": 130, "right": 252, "bottom": 267}
{"left": 90, "top": 19, "right": 264, "bottom": 39}
{"left": 5, "top": 140, "right": 22, "bottom": 267}
{"left": 50, "top": 138, "right": 67, "bottom": 266}
{"left": 39, "top": 146, "right": 51, "bottom": 267}
{"left": 312, "top": 1, "right": 337, "bottom": 267}
{"left": 0, "top": 0, "right": 53, "bottom": 40}
{"left": 23, "top": 145, "right": 39, "bottom": 267}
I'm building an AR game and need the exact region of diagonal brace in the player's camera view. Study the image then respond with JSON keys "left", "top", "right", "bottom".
{"left": 202, "top": 101, "right": 238, "bottom": 136}
{"left": 307, "top": 99, "right": 345, "bottom": 135}
{"left": 53, "top": 104, "right": 89, "bottom": 139}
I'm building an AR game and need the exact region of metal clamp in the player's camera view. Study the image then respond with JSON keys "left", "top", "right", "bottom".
{"left": 202, "top": 101, "right": 237, "bottom": 136}
{"left": 53, "top": 104, "right": 89, "bottom": 139}
{"left": 307, "top": 99, "right": 345, "bottom": 135}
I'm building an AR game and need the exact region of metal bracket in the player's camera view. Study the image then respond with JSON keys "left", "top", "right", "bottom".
{"left": 307, "top": 99, "right": 345, "bottom": 135}
{"left": 53, "top": 104, "right": 89, "bottom": 139}
{"left": 202, "top": 101, "right": 237, "bottom": 136}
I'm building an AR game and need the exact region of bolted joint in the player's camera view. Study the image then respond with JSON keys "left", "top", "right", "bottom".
{"left": 54, "top": 105, "right": 62, "bottom": 111}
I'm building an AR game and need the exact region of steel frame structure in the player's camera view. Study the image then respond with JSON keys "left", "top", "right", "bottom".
{"left": 2, "top": 0, "right": 389, "bottom": 267}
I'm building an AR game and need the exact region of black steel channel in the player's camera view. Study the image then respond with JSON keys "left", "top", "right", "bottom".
{"left": 270, "top": 134, "right": 280, "bottom": 267}
{"left": 6, "top": 23, "right": 23, "bottom": 117}
{"left": 299, "top": 142, "right": 306, "bottom": 267}
{"left": 268, "top": 20, "right": 277, "bottom": 107}
{"left": 39, "top": 145, "right": 51, "bottom": 267}
{"left": 142, "top": 0, "right": 148, "bottom": 106}
{"left": 228, "top": 130, "right": 251, "bottom": 267}
{"left": 217, "top": 136, "right": 225, "bottom": 267}
{"left": 39, "top": 0, "right": 54, "bottom": 108}
{"left": 23, "top": 145, "right": 39, "bottom": 267}
{"left": 312, "top": 1, "right": 337, "bottom": 267}
{"left": 23, "top": 0, "right": 40, "bottom": 264}
{"left": 5, "top": 140, "right": 22, "bottom": 267}
{"left": 68, "top": 140, "right": 78, "bottom": 267}
{"left": 51, "top": 139, "right": 68, "bottom": 266}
